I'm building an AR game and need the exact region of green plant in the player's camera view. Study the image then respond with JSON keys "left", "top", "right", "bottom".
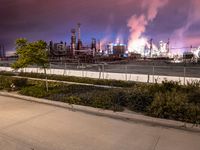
{"left": 187, "top": 89, "right": 200, "bottom": 105}
{"left": 0, "top": 76, "right": 12, "bottom": 90}
{"left": 12, "top": 78, "right": 28, "bottom": 89}
{"left": 20, "top": 85, "right": 49, "bottom": 98}
{"left": 63, "top": 96, "right": 82, "bottom": 105}
{"left": 148, "top": 90, "right": 200, "bottom": 123}
{"left": 0, "top": 71, "right": 15, "bottom": 76}
{"left": 126, "top": 88, "right": 153, "bottom": 112}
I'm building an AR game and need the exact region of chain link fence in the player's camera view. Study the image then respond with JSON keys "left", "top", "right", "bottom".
{"left": 46, "top": 63, "right": 200, "bottom": 84}
{"left": 0, "top": 61, "right": 200, "bottom": 84}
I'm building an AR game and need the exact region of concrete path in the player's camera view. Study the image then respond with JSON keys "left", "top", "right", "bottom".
{"left": 0, "top": 96, "right": 200, "bottom": 150}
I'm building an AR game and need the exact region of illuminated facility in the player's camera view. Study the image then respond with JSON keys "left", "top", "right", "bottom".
{"left": 48, "top": 23, "right": 200, "bottom": 63}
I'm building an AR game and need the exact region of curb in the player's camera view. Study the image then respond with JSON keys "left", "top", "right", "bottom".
{"left": 0, "top": 91, "right": 199, "bottom": 133}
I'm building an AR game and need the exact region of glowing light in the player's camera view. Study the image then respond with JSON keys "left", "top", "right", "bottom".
{"left": 128, "top": 37, "right": 148, "bottom": 53}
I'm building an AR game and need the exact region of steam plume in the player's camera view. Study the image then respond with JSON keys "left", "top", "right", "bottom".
{"left": 127, "top": 0, "right": 168, "bottom": 53}
{"left": 172, "top": 0, "right": 200, "bottom": 49}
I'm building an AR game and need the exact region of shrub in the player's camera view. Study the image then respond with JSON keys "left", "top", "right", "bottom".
{"left": 89, "top": 90, "right": 124, "bottom": 111}
{"left": 148, "top": 91, "right": 187, "bottom": 119}
{"left": 63, "top": 96, "right": 82, "bottom": 105}
{"left": 20, "top": 85, "right": 49, "bottom": 98}
{"left": 0, "top": 76, "right": 12, "bottom": 90}
{"left": 64, "top": 88, "right": 125, "bottom": 111}
{"left": 185, "top": 81, "right": 200, "bottom": 91}
{"left": 11, "top": 78, "right": 28, "bottom": 89}
{"left": 161, "top": 80, "right": 181, "bottom": 91}
{"left": 126, "top": 88, "right": 153, "bottom": 112}
{"left": 0, "top": 71, "right": 15, "bottom": 76}
{"left": 185, "top": 104, "right": 200, "bottom": 124}
{"left": 187, "top": 89, "right": 200, "bottom": 105}
{"left": 148, "top": 80, "right": 182, "bottom": 95}
{"left": 148, "top": 90, "right": 200, "bottom": 123}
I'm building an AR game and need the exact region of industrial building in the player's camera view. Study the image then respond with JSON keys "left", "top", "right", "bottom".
{"left": 47, "top": 23, "right": 200, "bottom": 64}
{"left": 49, "top": 23, "right": 98, "bottom": 63}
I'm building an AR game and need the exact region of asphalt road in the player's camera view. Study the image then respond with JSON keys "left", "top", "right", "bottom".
{"left": 50, "top": 63, "right": 200, "bottom": 78}
{"left": 0, "top": 96, "right": 200, "bottom": 150}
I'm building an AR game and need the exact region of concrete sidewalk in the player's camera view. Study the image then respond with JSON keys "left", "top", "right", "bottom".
{"left": 0, "top": 94, "right": 200, "bottom": 150}
{"left": 0, "top": 91, "right": 199, "bottom": 133}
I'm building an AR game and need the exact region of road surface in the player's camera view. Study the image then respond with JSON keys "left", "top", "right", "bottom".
{"left": 0, "top": 95, "right": 200, "bottom": 150}
{"left": 50, "top": 63, "right": 200, "bottom": 78}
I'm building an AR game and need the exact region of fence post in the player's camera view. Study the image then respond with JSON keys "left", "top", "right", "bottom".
{"left": 147, "top": 74, "right": 150, "bottom": 83}
{"left": 63, "top": 63, "right": 66, "bottom": 76}
{"left": 98, "top": 65, "right": 101, "bottom": 79}
{"left": 82, "top": 63, "right": 84, "bottom": 77}
{"left": 152, "top": 66, "right": 155, "bottom": 83}
{"left": 49, "top": 63, "right": 51, "bottom": 75}
{"left": 184, "top": 67, "right": 186, "bottom": 85}
{"left": 125, "top": 65, "right": 128, "bottom": 81}
{"left": 102, "top": 64, "right": 105, "bottom": 79}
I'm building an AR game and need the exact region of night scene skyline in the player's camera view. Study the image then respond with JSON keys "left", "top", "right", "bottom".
{"left": 1, "top": 0, "right": 200, "bottom": 54}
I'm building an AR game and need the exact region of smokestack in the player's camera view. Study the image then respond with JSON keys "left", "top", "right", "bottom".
{"left": 71, "top": 28, "right": 76, "bottom": 56}
{"left": 91, "top": 38, "right": 97, "bottom": 56}
{"left": 77, "top": 23, "right": 83, "bottom": 50}
{"left": 91, "top": 38, "right": 96, "bottom": 49}
{"left": 77, "top": 23, "right": 81, "bottom": 41}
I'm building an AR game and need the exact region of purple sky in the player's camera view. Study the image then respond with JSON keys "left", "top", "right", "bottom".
{"left": 1, "top": 0, "right": 200, "bottom": 51}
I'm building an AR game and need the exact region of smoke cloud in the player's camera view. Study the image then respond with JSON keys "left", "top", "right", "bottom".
{"left": 127, "top": 0, "right": 168, "bottom": 53}
{"left": 172, "top": 0, "right": 200, "bottom": 49}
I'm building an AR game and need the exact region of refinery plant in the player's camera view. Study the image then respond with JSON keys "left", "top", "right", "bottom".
{"left": 48, "top": 23, "right": 200, "bottom": 64}
{"left": 49, "top": 23, "right": 130, "bottom": 63}
{"left": 1, "top": 23, "right": 200, "bottom": 64}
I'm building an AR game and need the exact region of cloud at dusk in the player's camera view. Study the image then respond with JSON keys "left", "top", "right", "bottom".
{"left": 0, "top": 0, "right": 200, "bottom": 52}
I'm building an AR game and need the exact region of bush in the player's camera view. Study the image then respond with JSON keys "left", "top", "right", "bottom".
{"left": 161, "top": 80, "right": 181, "bottom": 91}
{"left": 11, "top": 78, "right": 28, "bottom": 89}
{"left": 148, "top": 80, "right": 182, "bottom": 95}
{"left": 126, "top": 88, "right": 153, "bottom": 112}
{"left": 0, "top": 76, "right": 12, "bottom": 90}
{"left": 20, "top": 85, "right": 49, "bottom": 98}
{"left": 148, "top": 90, "right": 200, "bottom": 123}
{"left": 187, "top": 89, "right": 200, "bottom": 105}
{"left": 0, "top": 75, "right": 29, "bottom": 91}
{"left": 63, "top": 96, "right": 82, "bottom": 105}
{"left": 0, "top": 71, "right": 15, "bottom": 76}
{"left": 61, "top": 88, "right": 125, "bottom": 111}
{"left": 86, "top": 89, "right": 124, "bottom": 111}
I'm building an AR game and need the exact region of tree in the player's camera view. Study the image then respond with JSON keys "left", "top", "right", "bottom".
{"left": 12, "top": 38, "right": 49, "bottom": 91}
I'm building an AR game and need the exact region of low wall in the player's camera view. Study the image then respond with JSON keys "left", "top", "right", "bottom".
{"left": 0, "top": 67, "right": 200, "bottom": 84}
